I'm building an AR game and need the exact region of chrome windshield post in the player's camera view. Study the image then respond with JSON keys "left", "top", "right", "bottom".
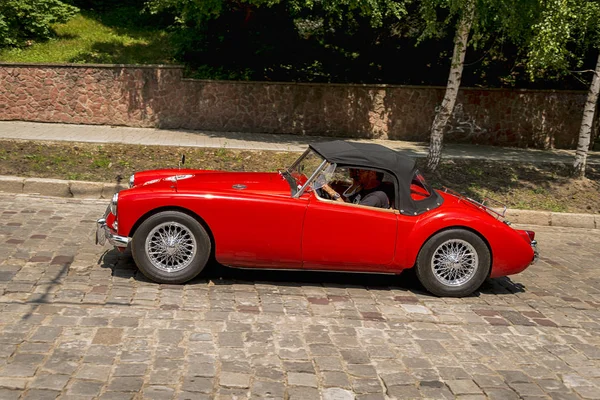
{"left": 294, "top": 159, "right": 328, "bottom": 198}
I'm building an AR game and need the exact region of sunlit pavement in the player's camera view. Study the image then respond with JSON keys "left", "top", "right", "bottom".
{"left": 1, "top": 120, "right": 599, "bottom": 164}
{"left": 0, "top": 193, "right": 599, "bottom": 399}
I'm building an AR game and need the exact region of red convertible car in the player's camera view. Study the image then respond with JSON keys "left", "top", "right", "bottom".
{"left": 96, "top": 141, "right": 538, "bottom": 297}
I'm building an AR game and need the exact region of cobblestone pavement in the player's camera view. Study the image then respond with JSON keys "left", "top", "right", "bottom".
{"left": 0, "top": 194, "right": 599, "bottom": 400}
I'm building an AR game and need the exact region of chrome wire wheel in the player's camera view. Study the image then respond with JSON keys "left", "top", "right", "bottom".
{"left": 145, "top": 222, "right": 197, "bottom": 273}
{"left": 431, "top": 239, "right": 479, "bottom": 287}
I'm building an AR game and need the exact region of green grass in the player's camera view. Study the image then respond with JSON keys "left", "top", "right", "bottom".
{"left": 0, "top": 10, "right": 175, "bottom": 65}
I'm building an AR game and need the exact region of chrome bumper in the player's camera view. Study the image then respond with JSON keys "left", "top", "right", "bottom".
{"left": 531, "top": 240, "right": 539, "bottom": 264}
{"left": 96, "top": 218, "right": 131, "bottom": 247}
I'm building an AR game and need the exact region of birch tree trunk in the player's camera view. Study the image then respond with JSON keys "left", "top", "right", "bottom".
{"left": 426, "top": 0, "right": 475, "bottom": 172}
{"left": 573, "top": 52, "right": 600, "bottom": 179}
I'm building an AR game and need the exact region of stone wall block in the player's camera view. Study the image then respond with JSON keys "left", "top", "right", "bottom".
{"left": 0, "top": 176, "right": 24, "bottom": 194}
{"left": 69, "top": 181, "right": 104, "bottom": 199}
{"left": 505, "top": 209, "right": 551, "bottom": 226}
{"left": 551, "top": 212, "right": 595, "bottom": 229}
{"left": 23, "top": 178, "right": 71, "bottom": 197}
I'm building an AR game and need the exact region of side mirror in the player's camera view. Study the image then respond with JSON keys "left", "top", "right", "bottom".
{"left": 179, "top": 154, "right": 186, "bottom": 169}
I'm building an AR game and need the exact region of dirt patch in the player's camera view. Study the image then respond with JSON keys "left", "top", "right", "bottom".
{"left": 1, "top": 139, "right": 598, "bottom": 214}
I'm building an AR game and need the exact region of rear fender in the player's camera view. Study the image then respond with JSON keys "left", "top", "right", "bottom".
{"left": 400, "top": 212, "right": 493, "bottom": 271}
{"left": 400, "top": 210, "right": 533, "bottom": 277}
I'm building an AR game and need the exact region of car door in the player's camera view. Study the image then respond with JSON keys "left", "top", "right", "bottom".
{"left": 301, "top": 193, "right": 398, "bottom": 271}
{"left": 206, "top": 194, "right": 309, "bottom": 269}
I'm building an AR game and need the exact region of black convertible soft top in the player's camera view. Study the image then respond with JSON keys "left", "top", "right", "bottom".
{"left": 309, "top": 140, "right": 442, "bottom": 215}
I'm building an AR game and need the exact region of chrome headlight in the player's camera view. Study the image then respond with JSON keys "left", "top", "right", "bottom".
{"left": 110, "top": 192, "right": 118, "bottom": 216}
{"left": 129, "top": 174, "right": 135, "bottom": 188}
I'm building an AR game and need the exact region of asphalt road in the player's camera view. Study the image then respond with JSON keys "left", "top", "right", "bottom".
{"left": 0, "top": 193, "right": 599, "bottom": 400}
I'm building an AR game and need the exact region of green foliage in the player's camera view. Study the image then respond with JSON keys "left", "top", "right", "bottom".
{"left": 526, "top": 0, "right": 600, "bottom": 79}
{"left": 417, "top": 0, "right": 540, "bottom": 47}
{"left": 0, "top": 0, "right": 79, "bottom": 48}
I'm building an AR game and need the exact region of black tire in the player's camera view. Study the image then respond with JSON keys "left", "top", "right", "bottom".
{"left": 131, "top": 211, "right": 211, "bottom": 284}
{"left": 415, "top": 229, "right": 490, "bottom": 297}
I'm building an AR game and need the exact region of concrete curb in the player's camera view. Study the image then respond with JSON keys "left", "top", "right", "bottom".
{"left": 0, "top": 175, "right": 127, "bottom": 200}
{"left": 0, "top": 175, "right": 597, "bottom": 229}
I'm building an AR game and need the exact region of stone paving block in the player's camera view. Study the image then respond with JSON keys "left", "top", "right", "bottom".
{"left": 99, "top": 392, "right": 134, "bottom": 400}
{"left": 288, "top": 372, "right": 318, "bottom": 387}
{"left": 322, "top": 388, "right": 355, "bottom": 400}
{"left": 23, "top": 178, "right": 71, "bottom": 197}
{"left": 355, "top": 394, "right": 385, "bottom": 400}
{"left": 0, "top": 388, "right": 20, "bottom": 400}
{"left": 30, "top": 373, "right": 70, "bottom": 391}
{"left": 288, "top": 387, "right": 320, "bottom": 400}
{"left": 219, "top": 372, "right": 250, "bottom": 389}
{"left": 106, "top": 377, "right": 144, "bottom": 392}
{"left": 573, "top": 386, "right": 600, "bottom": 399}
{"left": 176, "top": 392, "right": 211, "bottom": 400}
{"left": 509, "top": 382, "right": 547, "bottom": 397}
{"left": 483, "top": 388, "right": 520, "bottom": 400}
{"left": 182, "top": 377, "right": 213, "bottom": 393}
{"left": 351, "top": 379, "right": 383, "bottom": 394}
{"left": 419, "top": 384, "right": 454, "bottom": 399}
{"left": 0, "top": 176, "right": 23, "bottom": 194}
{"left": 75, "top": 365, "right": 111, "bottom": 381}
{"left": 251, "top": 380, "right": 286, "bottom": 398}
{"left": 446, "top": 379, "right": 484, "bottom": 395}
{"left": 69, "top": 181, "right": 104, "bottom": 199}
{"left": 0, "top": 363, "right": 38, "bottom": 377}
{"left": 21, "top": 389, "right": 60, "bottom": 399}
{"left": 0, "top": 377, "right": 28, "bottom": 390}
{"left": 142, "top": 385, "right": 175, "bottom": 400}
{"left": 92, "top": 328, "right": 123, "bottom": 345}
{"left": 67, "top": 380, "right": 104, "bottom": 396}
{"left": 386, "top": 385, "right": 422, "bottom": 399}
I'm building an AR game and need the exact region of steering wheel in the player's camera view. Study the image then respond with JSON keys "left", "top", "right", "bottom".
{"left": 315, "top": 187, "right": 331, "bottom": 199}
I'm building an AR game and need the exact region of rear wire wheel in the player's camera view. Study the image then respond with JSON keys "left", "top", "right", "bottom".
{"left": 132, "top": 211, "right": 211, "bottom": 283}
{"left": 416, "top": 229, "right": 490, "bottom": 297}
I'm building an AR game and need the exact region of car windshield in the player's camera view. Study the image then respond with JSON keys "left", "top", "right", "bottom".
{"left": 284, "top": 149, "right": 327, "bottom": 195}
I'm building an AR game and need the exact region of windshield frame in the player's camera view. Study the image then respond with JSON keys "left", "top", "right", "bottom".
{"left": 284, "top": 149, "right": 328, "bottom": 198}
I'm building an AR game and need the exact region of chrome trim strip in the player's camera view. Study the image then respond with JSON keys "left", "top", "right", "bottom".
{"left": 96, "top": 218, "right": 131, "bottom": 247}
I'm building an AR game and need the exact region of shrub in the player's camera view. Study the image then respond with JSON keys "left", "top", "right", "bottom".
{"left": 0, "top": 0, "right": 79, "bottom": 48}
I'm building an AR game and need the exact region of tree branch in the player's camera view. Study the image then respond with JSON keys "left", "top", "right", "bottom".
{"left": 569, "top": 69, "right": 600, "bottom": 75}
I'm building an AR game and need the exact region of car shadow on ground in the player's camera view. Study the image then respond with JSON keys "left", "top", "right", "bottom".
{"left": 99, "top": 249, "right": 526, "bottom": 298}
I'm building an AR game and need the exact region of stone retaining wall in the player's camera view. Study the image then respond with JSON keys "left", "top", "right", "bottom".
{"left": 0, "top": 63, "right": 597, "bottom": 149}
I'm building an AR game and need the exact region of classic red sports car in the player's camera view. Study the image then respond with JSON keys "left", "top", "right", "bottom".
{"left": 96, "top": 141, "right": 538, "bottom": 297}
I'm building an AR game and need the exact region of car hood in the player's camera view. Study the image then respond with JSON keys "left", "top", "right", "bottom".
{"left": 134, "top": 169, "right": 292, "bottom": 196}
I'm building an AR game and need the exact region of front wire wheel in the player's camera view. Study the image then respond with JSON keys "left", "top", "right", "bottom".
{"left": 132, "top": 211, "right": 211, "bottom": 284}
{"left": 416, "top": 229, "right": 490, "bottom": 297}
{"left": 146, "top": 222, "right": 197, "bottom": 273}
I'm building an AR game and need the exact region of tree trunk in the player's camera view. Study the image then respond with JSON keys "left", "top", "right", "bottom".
{"left": 426, "top": 0, "right": 475, "bottom": 172}
{"left": 573, "top": 52, "right": 600, "bottom": 178}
